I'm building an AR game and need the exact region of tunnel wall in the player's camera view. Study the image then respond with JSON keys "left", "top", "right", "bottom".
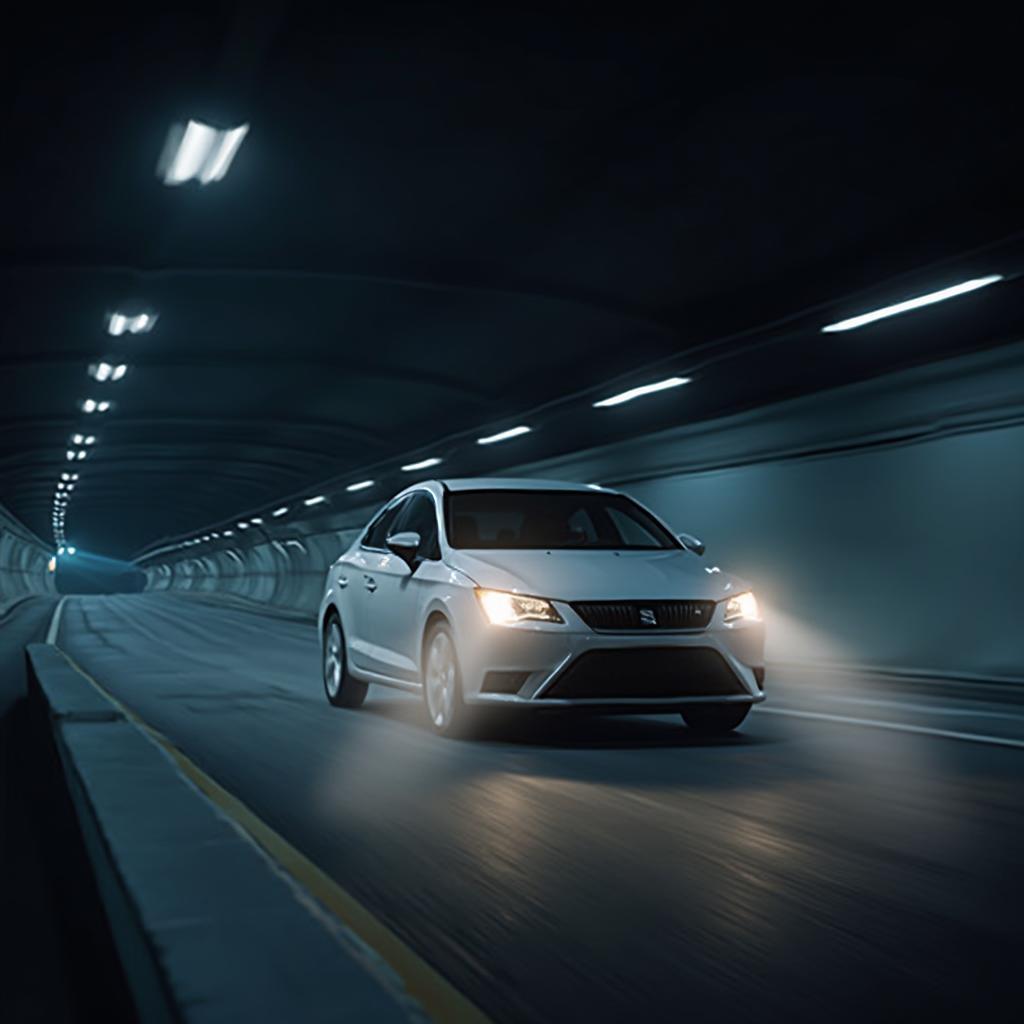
{"left": 0, "top": 504, "right": 56, "bottom": 606}
{"left": 141, "top": 342, "right": 1024, "bottom": 684}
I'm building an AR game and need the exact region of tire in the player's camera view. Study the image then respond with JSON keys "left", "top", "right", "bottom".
{"left": 421, "top": 619, "right": 472, "bottom": 737}
{"left": 322, "top": 613, "right": 368, "bottom": 709}
{"left": 681, "top": 703, "right": 750, "bottom": 734}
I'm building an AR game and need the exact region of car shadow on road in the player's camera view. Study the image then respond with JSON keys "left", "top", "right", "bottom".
{"left": 361, "top": 697, "right": 773, "bottom": 751}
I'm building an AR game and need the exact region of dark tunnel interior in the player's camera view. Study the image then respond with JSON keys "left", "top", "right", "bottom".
{"left": 1, "top": 7, "right": 1022, "bottom": 1024}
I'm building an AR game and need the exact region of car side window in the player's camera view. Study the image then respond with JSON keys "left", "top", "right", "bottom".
{"left": 363, "top": 498, "right": 408, "bottom": 549}
{"left": 392, "top": 492, "right": 441, "bottom": 560}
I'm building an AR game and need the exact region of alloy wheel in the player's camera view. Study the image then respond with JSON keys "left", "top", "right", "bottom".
{"left": 425, "top": 629, "right": 456, "bottom": 728}
{"left": 324, "top": 621, "right": 343, "bottom": 698}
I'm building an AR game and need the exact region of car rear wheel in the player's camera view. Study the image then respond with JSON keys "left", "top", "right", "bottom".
{"left": 681, "top": 703, "right": 750, "bottom": 734}
{"left": 323, "top": 614, "right": 368, "bottom": 708}
{"left": 422, "top": 620, "right": 471, "bottom": 737}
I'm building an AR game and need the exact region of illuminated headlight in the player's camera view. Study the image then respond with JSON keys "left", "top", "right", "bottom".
{"left": 723, "top": 591, "right": 761, "bottom": 623}
{"left": 476, "top": 589, "right": 564, "bottom": 626}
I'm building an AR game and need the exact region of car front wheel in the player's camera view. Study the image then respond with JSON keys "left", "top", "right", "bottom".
{"left": 681, "top": 703, "right": 750, "bottom": 734}
{"left": 323, "top": 614, "right": 368, "bottom": 708}
{"left": 421, "top": 620, "right": 472, "bottom": 737}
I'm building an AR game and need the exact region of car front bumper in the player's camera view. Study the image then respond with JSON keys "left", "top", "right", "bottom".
{"left": 455, "top": 600, "right": 765, "bottom": 709}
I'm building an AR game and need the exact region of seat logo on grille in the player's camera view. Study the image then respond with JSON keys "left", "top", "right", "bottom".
{"left": 638, "top": 607, "right": 657, "bottom": 626}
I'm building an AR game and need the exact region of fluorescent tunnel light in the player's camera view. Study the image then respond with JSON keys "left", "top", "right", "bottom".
{"left": 91, "top": 362, "right": 129, "bottom": 382}
{"left": 477, "top": 425, "right": 531, "bottom": 445}
{"left": 593, "top": 376, "right": 691, "bottom": 408}
{"left": 161, "top": 120, "right": 250, "bottom": 186}
{"left": 401, "top": 457, "right": 442, "bottom": 472}
{"left": 345, "top": 481, "right": 374, "bottom": 493}
{"left": 107, "top": 312, "right": 154, "bottom": 336}
{"left": 303, "top": 495, "right": 327, "bottom": 506}
{"left": 821, "top": 275, "right": 1004, "bottom": 332}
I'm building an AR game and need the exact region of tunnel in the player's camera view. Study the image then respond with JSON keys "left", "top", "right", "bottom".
{"left": 2, "top": 8, "right": 1023, "bottom": 1024}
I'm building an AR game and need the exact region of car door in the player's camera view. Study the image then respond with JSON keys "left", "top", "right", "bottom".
{"left": 361, "top": 490, "right": 442, "bottom": 682}
{"left": 341, "top": 497, "right": 408, "bottom": 674}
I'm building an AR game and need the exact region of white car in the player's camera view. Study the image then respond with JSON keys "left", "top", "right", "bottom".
{"left": 319, "top": 479, "right": 765, "bottom": 736}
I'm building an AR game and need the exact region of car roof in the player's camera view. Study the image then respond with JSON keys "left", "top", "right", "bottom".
{"left": 439, "top": 477, "right": 615, "bottom": 493}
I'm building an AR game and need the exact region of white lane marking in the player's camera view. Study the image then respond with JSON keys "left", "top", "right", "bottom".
{"left": 45, "top": 596, "right": 68, "bottom": 645}
{"left": 758, "top": 706, "right": 1024, "bottom": 750}
{"left": 796, "top": 694, "right": 1024, "bottom": 722}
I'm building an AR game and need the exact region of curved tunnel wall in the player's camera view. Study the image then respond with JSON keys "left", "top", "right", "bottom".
{"left": 141, "top": 342, "right": 1024, "bottom": 684}
{"left": 0, "top": 504, "right": 56, "bottom": 606}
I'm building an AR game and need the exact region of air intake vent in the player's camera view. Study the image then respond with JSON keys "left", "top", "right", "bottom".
{"left": 482, "top": 671, "right": 530, "bottom": 695}
{"left": 542, "top": 648, "right": 744, "bottom": 700}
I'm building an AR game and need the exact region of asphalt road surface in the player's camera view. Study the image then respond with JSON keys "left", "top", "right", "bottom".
{"left": 56, "top": 592, "right": 1024, "bottom": 1023}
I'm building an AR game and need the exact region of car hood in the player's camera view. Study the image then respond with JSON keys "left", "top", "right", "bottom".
{"left": 448, "top": 548, "right": 749, "bottom": 602}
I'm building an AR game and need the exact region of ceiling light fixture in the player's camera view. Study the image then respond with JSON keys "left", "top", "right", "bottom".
{"left": 821, "top": 275, "right": 1004, "bottom": 332}
{"left": 160, "top": 120, "right": 250, "bottom": 186}
{"left": 476, "top": 425, "right": 532, "bottom": 445}
{"left": 593, "top": 376, "right": 691, "bottom": 408}
{"left": 401, "top": 457, "right": 442, "bottom": 472}
{"left": 107, "top": 312, "right": 155, "bottom": 336}
{"left": 303, "top": 495, "right": 327, "bottom": 506}
{"left": 345, "top": 480, "right": 375, "bottom": 492}
{"left": 272, "top": 507, "right": 289, "bottom": 517}
{"left": 250, "top": 517, "right": 263, "bottom": 525}
{"left": 90, "top": 362, "right": 129, "bottom": 382}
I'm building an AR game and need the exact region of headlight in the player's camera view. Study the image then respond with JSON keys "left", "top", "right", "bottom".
{"left": 723, "top": 591, "right": 760, "bottom": 623}
{"left": 476, "top": 589, "right": 564, "bottom": 626}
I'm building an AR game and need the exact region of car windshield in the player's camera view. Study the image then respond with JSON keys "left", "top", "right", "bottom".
{"left": 446, "top": 489, "right": 678, "bottom": 550}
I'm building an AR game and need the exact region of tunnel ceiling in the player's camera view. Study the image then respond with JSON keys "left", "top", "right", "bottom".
{"left": 2, "top": 7, "right": 1022, "bottom": 560}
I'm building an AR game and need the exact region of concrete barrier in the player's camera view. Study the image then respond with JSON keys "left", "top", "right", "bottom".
{"left": 26, "top": 643, "right": 423, "bottom": 1023}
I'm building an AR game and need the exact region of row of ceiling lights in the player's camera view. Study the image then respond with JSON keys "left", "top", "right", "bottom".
{"left": 159, "top": 379, "right": 692, "bottom": 552}
{"left": 51, "top": 117, "right": 242, "bottom": 557}
{"left": 158, "top": 271, "right": 1007, "bottom": 557}
{"left": 97, "top": 121, "right": 1004, "bottom": 560}
{"left": 52, "top": 310, "right": 155, "bottom": 554}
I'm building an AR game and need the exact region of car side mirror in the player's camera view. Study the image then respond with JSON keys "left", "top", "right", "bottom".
{"left": 676, "top": 532, "right": 706, "bottom": 556}
{"left": 386, "top": 530, "right": 422, "bottom": 569}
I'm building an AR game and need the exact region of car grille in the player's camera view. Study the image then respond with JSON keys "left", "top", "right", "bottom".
{"left": 572, "top": 600, "right": 716, "bottom": 631}
{"left": 541, "top": 647, "right": 745, "bottom": 700}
